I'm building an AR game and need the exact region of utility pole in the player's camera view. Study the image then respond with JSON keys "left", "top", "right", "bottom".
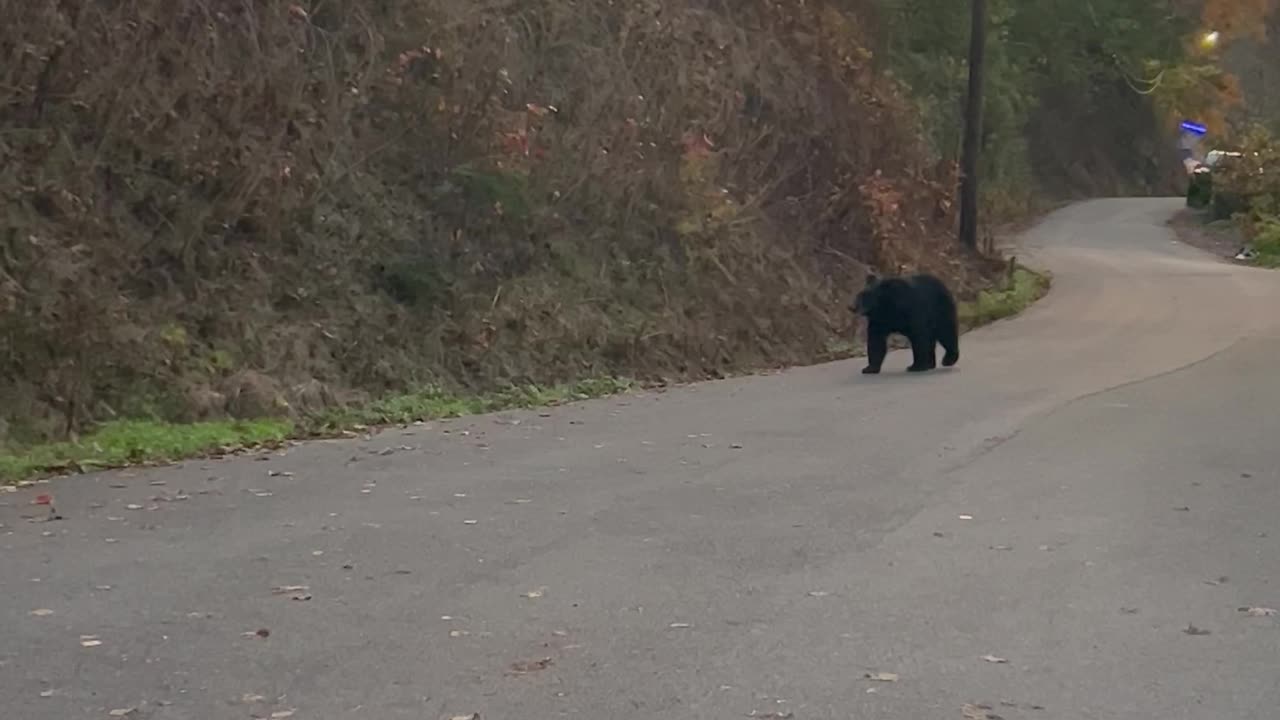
{"left": 958, "top": 0, "right": 987, "bottom": 249}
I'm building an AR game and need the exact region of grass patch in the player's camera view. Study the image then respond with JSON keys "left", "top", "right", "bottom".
{"left": 302, "top": 377, "right": 635, "bottom": 433}
{"left": 1244, "top": 214, "right": 1280, "bottom": 268}
{"left": 1, "top": 377, "right": 635, "bottom": 484}
{"left": 958, "top": 266, "right": 1051, "bottom": 329}
{"left": 0, "top": 419, "right": 294, "bottom": 484}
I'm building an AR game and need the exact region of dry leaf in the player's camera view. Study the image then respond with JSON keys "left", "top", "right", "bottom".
{"left": 980, "top": 654, "right": 1008, "bottom": 664}
{"left": 807, "top": 591, "right": 830, "bottom": 597}
{"left": 463, "top": 520, "right": 478, "bottom": 525}
{"left": 29, "top": 608, "right": 54, "bottom": 617}
{"left": 865, "top": 672, "right": 899, "bottom": 682}
{"left": 962, "top": 703, "right": 1003, "bottom": 719}
{"left": 1183, "top": 623, "right": 1211, "bottom": 636}
{"left": 522, "top": 587, "right": 546, "bottom": 599}
{"left": 449, "top": 630, "right": 470, "bottom": 638}
{"left": 108, "top": 708, "right": 136, "bottom": 717}
{"left": 39, "top": 689, "right": 54, "bottom": 698}
{"left": 509, "top": 657, "right": 553, "bottom": 674}
{"left": 125, "top": 504, "right": 143, "bottom": 510}
{"left": 1240, "top": 607, "right": 1277, "bottom": 617}
{"left": 80, "top": 635, "right": 102, "bottom": 647}
{"left": 668, "top": 622, "right": 692, "bottom": 629}
{"left": 241, "top": 694, "right": 266, "bottom": 703}
{"left": 271, "top": 710, "right": 296, "bottom": 719}
{"left": 958, "top": 514, "right": 974, "bottom": 520}
{"left": 449, "top": 715, "right": 481, "bottom": 720}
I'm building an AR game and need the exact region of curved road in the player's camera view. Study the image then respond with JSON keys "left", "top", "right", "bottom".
{"left": 4, "top": 199, "right": 1280, "bottom": 719}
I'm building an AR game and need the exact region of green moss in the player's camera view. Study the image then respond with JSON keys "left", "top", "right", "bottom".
{"left": 0, "top": 419, "right": 293, "bottom": 484}
{"left": 958, "top": 267, "right": 1051, "bottom": 329}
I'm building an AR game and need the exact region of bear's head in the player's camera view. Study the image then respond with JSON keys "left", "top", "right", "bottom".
{"left": 850, "top": 273, "right": 880, "bottom": 317}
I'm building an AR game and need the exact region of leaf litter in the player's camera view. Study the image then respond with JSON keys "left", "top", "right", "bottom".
{"left": 864, "top": 672, "right": 899, "bottom": 682}
{"left": 980, "top": 654, "right": 1009, "bottom": 664}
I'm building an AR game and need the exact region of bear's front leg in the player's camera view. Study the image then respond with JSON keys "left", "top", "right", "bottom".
{"left": 863, "top": 328, "right": 888, "bottom": 374}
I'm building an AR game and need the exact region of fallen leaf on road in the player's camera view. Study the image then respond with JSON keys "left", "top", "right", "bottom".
{"left": 271, "top": 585, "right": 311, "bottom": 601}
{"left": 125, "top": 504, "right": 143, "bottom": 510}
{"left": 449, "top": 630, "right": 470, "bottom": 638}
{"left": 865, "top": 672, "right": 899, "bottom": 682}
{"left": 507, "top": 499, "right": 533, "bottom": 505}
{"left": 962, "top": 703, "right": 1003, "bottom": 719}
{"left": 1239, "top": 607, "right": 1277, "bottom": 617}
{"left": 241, "top": 694, "right": 266, "bottom": 703}
{"left": 463, "top": 520, "right": 478, "bottom": 525}
{"left": 522, "top": 587, "right": 546, "bottom": 599}
{"left": 509, "top": 657, "right": 553, "bottom": 674}
{"left": 669, "top": 622, "right": 692, "bottom": 629}
{"left": 449, "top": 714, "right": 481, "bottom": 720}
{"left": 267, "top": 470, "right": 294, "bottom": 477}
{"left": 747, "top": 712, "right": 793, "bottom": 719}
{"left": 108, "top": 708, "right": 137, "bottom": 717}
{"left": 989, "top": 545, "right": 1013, "bottom": 551}
{"left": 980, "top": 654, "right": 1008, "bottom": 664}
{"left": 29, "top": 608, "right": 54, "bottom": 617}
{"left": 958, "top": 514, "right": 974, "bottom": 520}
{"left": 1203, "top": 576, "right": 1229, "bottom": 586}
{"left": 730, "top": 443, "right": 744, "bottom": 449}
{"left": 1120, "top": 607, "right": 1139, "bottom": 615}
{"left": 270, "top": 710, "right": 296, "bottom": 719}
{"left": 807, "top": 591, "right": 830, "bottom": 597}
{"left": 272, "top": 585, "right": 309, "bottom": 594}
{"left": 39, "top": 689, "right": 54, "bottom": 698}
{"left": 1183, "top": 623, "right": 1211, "bottom": 636}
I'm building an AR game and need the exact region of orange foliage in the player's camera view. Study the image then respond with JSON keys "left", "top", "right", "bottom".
{"left": 1201, "top": 0, "right": 1275, "bottom": 41}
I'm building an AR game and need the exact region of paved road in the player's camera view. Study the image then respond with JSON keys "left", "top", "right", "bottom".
{"left": 4, "top": 199, "right": 1280, "bottom": 720}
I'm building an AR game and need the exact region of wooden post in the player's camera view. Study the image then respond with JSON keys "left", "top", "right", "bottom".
{"left": 958, "top": 0, "right": 987, "bottom": 249}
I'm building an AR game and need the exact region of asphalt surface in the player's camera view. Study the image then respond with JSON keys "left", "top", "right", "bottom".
{"left": 3, "top": 198, "right": 1280, "bottom": 720}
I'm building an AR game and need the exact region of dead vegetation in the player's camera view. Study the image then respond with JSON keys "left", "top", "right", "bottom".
{"left": 0, "top": 0, "right": 1005, "bottom": 446}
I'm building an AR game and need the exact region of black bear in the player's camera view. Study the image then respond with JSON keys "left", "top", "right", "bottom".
{"left": 850, "top": 272, "right": 959, "bottom": 374}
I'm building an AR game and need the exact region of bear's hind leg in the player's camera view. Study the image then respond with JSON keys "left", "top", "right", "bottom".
{"left": 938, "top": 315, "right": 959, "bottom": 367}
{"left": 906, "top": 330, "right": 936, "bottom": 372}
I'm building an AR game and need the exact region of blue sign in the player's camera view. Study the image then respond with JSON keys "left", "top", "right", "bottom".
{"left": 1180, "top": 120, "right": 1208, "bottom": 136}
